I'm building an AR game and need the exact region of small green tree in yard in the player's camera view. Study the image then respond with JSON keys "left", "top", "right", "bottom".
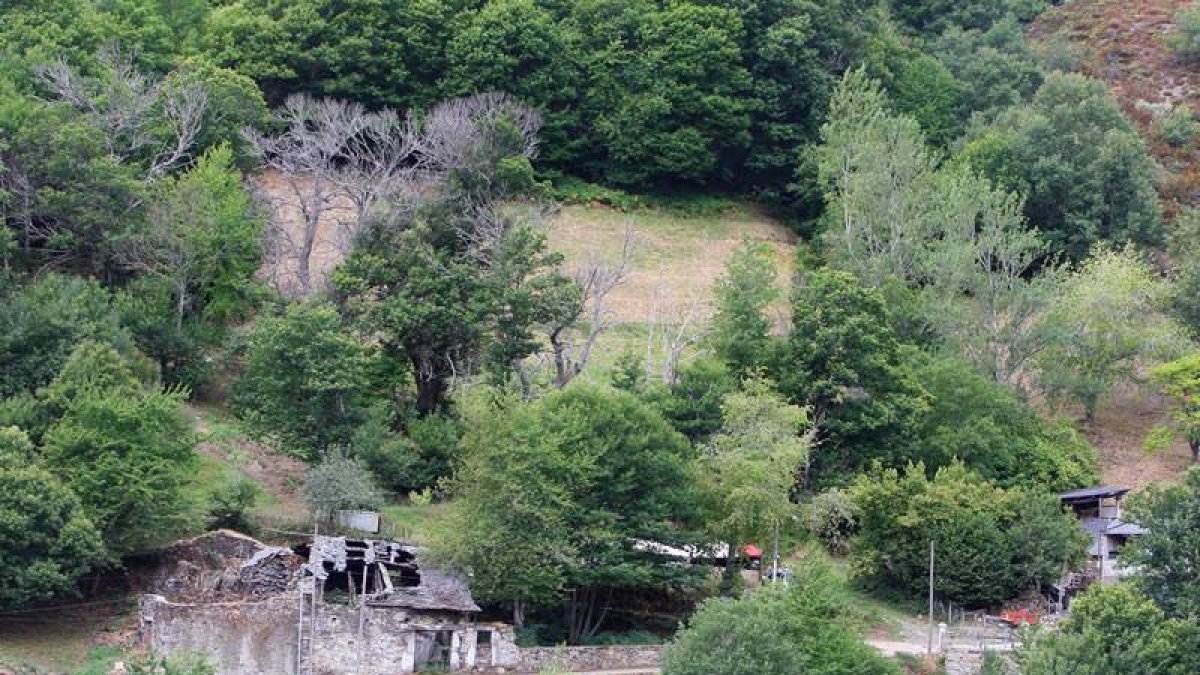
{"left": 849, "top": 463, "right": 1086, "bottom": 607}
{"left": 1145, "top": 354, "right": 1200, "bottom": 463}
{"left": 0, "top": 426, "right": 108, "bottom": 609}
{"left": 233, "top": 303, "right": 377, "bottom": 460}
{"left": 1124, "top": 468, "right": 1200, "bottom": 619}
{"left": 711, "top": 241, "right": 779, "bottom": 376}
{"left": 662, "top": 560, "right": 899, "bottom": 675}
{"left": 1036, "top": 246, "right": 1188, "bottom": 423}
{"left": 1020, "top": 584, "right": 1200, "bottom": 675}
{"left": 301, "top": 447, "right": 384, "bottom": 524}
{"left": 701, "top": 376, "right": 808, "bottom": 589}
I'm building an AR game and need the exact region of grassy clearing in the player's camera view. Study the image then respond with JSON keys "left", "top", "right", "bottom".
{"left": 0, "top": 604, "right": 135, "bottom": 674}
{"left": 548, "top": 202, "right": 797, "bottom": 326}
{"left": 380, "top": 502, "right": 453, "bottom": 544}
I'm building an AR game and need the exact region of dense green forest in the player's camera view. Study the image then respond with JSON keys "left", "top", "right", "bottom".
{"left": 3, "top": 0, "right": 1200, "bottom": 672}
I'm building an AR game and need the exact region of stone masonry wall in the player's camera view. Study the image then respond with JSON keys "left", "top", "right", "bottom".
{"left": 518, "top": 644, "right": 663, "bottom": 672}
{"left": 141, "top": 594, "right": 297, "bottom": 675}
{"left": 143, "top": 593, "right": 658, "bottom": 675}
{"left": 143, "top": 595, "right": 523, "bottom": 674}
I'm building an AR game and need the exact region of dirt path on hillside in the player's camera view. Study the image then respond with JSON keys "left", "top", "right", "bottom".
{"left": 185, "top": 404, "right": 308, "bottom": 515}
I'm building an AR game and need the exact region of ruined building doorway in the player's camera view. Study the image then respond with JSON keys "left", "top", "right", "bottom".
{"left": 414, "top": 630, "right": 452, "bottom": 669}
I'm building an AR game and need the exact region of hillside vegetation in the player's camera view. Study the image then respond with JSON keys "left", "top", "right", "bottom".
{"left": 4, "top": 1, "right": 1200, "bottom": 673}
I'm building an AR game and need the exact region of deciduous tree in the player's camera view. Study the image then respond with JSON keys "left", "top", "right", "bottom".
{"left": 1125, "top": 467, "right": 1200, "bottom": 618}
{"left": 43, "top": 363, "right": 197, "bottom": 554}
{"left": 701, "top": 377, "right": 808, "bottom": 589}
{"left": 233, "top": 303, "right": 376, "bottom": 459}
{"left": 1035, "top": 246, "right": 1187, "bottom": 422}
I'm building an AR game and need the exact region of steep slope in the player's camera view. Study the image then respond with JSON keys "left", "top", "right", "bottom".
{"left": 1030, "top": 1, "right": 1198, "bottom": 485}
{"left": 1031, "top": 0, "right": 1200, "bottom": 211}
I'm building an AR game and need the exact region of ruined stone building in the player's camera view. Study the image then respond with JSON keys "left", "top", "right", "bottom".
{"left": 139, "top": 531, "right": 519, "bottom": 674}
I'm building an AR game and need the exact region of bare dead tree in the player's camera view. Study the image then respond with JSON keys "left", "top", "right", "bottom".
{"left": 114, "top": 184, "right": 207, "bottom": 331}
{"left": 646, "top": 286, "right": 710, "bottom": 385}
{"left": 414, "top": 92, "right": 541, "bottom": 168}
{"left": 541, "top": 224, "right": 636, "bottom": 388}
{"left": 35, "top": 46, "right": 208, "bottom": 179}
{"left": 246, "top": 95, "right": 428, "bottom": 297}
{"left": 245, "top": 96, "right": 366, "bottom": 297}
{"left": 412, "top": 92, "right": 542, "bottom": 206}
{"left": 329, "top": 107, "right": 425, "bottom": 241}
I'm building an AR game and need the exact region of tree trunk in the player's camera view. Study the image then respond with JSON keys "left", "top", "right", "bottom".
{"left": 566, "top": 587, "right": 612, "bottom": 644}
{"left": 513, "top": 597, "right": 525, "bottom": 629}
{"left": 175, "top": 281, "right": 188, "bottom": 333}
{"left": 549, "top": 327, "right": 572, "bottom": 389}
{"left": 721, "top": 539, "right": 741, "bottom": 597}
{"left": 297, "top": 178, "right": 322, "bottom": 297}
{"left": 411, "top": 353, "right": 448, "bottom": 414}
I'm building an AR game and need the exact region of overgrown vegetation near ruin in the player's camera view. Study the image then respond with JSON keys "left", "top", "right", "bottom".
{"left": 3, "top": 1, "right": 1200, "bottom": 673}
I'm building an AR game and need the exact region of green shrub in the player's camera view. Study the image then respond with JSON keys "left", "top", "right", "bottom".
{"left": 354, "top": 406, "right": 461, "bottom": 494}
{"left": 1171, "top": 3, "right": 1200, "bottom": 60}
{"left": 805, "top": 489, "right": 858, "bottom": 555}
{"left": 662, "top": 560, "right": 899, "bottom": 675}
{"left": 207, "top": 473, "right": 260, "bottom": 531}
{"left": 302, "top": 447, "right": 384, "bottom": 522}
{"left": 1155, "top": 105, "right": 1199, "bottom": 147}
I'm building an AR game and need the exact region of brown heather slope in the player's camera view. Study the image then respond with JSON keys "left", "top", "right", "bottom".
{"left": 1030, "top": 0, "right": 1200, "bottom": 211}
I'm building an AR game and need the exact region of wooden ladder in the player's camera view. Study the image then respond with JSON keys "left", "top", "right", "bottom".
{"left": 297, "top": 575, "right": 316, "bottom": 675}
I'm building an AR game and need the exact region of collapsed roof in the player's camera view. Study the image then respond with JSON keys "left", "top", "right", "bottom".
{"left": 295, "top": 535, "right": 480, "bottom": 613}
{"left": 141, "top": 530, "right": 479, "bottom": 613}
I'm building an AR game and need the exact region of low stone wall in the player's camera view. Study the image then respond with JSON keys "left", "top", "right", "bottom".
{"left": 141, "top": 594, "right": 297, "bottom": 675}
{"left": 518, "top": 644, "right": 663, "bottom": 672}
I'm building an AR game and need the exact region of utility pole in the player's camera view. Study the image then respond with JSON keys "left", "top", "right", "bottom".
{"left": 771, "top": 523, "right": 780, "bottom": 584}
{"left": 926, "top": 539, "right": 936, "bottom": 664}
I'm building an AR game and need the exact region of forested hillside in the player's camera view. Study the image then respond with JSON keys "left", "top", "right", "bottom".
{"left": 3, "top": 1, "right": 1200, "bottom": 673}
